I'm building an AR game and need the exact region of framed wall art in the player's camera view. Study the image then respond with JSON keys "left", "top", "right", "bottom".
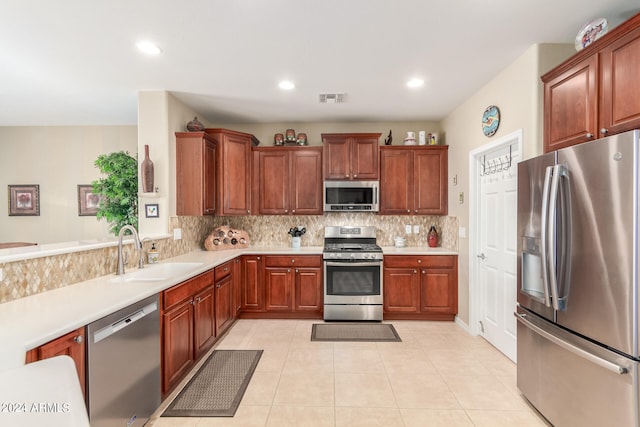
{"left": 77, "top": 185, "right": 101, "bottom": 216}
{"left": 145, "top": 203, "right": 159, "bottom": 218}
{"left": 8, "top": 185, "right": 40, "bottom": 216}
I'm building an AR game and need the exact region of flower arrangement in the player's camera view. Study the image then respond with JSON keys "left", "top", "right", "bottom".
{"left": 288, "top": 226, "right": 306, "bottom": 237}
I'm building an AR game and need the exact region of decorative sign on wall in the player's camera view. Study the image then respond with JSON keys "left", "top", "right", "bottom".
{"left": 482, "top": 105, "right": 500, "bottom": 137}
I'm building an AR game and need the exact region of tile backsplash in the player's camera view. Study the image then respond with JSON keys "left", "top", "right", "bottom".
{"left": 0, "top": 214, "right": 457, "bottom": 303}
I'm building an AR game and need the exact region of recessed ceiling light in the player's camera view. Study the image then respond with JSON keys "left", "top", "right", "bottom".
{"left": 407, "top": 78, "right": 424, "bottom": 88}
{"left": 136, "top": 41, "right": 162, "bottom": 55}
{"left": 278, "top": 80, "right": 295, "bottom": 90}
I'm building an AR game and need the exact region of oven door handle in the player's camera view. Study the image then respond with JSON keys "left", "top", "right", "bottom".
{"left": 325, "top": 261, "right": 382, "bottom": 267}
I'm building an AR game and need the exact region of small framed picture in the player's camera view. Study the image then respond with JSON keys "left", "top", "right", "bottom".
{"left": 77, "top": 185, "right": 102, "bottom": 216}
{"left": 8, "top": 185, "right": 40, "bottom": 216}
{"left": 145, "top": 203, "right": 159, "bottom": 218}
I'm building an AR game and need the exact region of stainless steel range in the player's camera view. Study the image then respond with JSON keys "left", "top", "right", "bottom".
{"left": 323, "top": 226, "right": 383, "bottom": 321}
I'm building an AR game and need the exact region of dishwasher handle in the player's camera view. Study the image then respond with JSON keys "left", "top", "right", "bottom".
{"left": 93, "top": 300, "right": 158, "bottom": 344}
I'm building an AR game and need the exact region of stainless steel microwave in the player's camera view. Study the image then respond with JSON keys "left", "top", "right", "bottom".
{"left": 323, "top": 180, "right": 379, "bottom": 212}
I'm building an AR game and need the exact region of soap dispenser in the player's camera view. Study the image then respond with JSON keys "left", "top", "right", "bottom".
{"left": 147, "top": 242, "right": 159, "bottom": 264}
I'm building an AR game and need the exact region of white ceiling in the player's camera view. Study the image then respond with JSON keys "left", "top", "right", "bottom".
{"left": 1, "top": 0, "right": 638, "bottom": 126}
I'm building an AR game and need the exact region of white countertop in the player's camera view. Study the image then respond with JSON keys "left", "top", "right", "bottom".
{"left": 0, "top": 356, "right": 90, "bottom": 427}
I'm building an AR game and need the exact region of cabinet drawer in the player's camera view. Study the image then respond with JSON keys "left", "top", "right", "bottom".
{"left": 264, "top": 255, "right": 322, "bottom": 268}
{"left": 215, "top": 261, "right": 233, "bottom": 280}
{"left": 163, "top": 270, "right": 215, "bottom": 309}
{"left": 384, "top": 255, "right": 455, "bottom": 268}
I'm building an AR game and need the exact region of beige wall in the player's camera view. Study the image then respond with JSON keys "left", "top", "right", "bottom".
{"left": 0, "top": 126, "right": 137, "bottom": 244}
{"left": 441, "top": 43, "right": 574, "bottom": 326}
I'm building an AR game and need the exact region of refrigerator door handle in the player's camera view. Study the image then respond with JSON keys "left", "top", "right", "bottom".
{"left": 540, "top": 165, "right": 553, "bottom": 308}
{"left": 514, "top": 311, "right": 628, "bottom": 375}
{"left": 547, "top": 164, "right": 563, "bottom": 311}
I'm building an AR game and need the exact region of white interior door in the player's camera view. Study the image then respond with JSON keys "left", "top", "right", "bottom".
{"left": 470, "top": 130, "right": 521, "bottom": 362}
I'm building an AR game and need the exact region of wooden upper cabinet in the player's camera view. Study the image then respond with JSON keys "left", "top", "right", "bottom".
{"left": 599, "top": 25, "right": 640, "bottom": 136}
{"left": 253, "top": 147, "right": 322, "bottom": 215}
{"left": 379, "top": 146, "right": 448, "bottom": 215}
{"left": 542, "top": 12, "right": 640, "bottom": 152}
{"left": 206, "top": 128, "right": 256, "bottom": 215}
{"left": 322, "top": 133, "right": 381, "bottom": 180}
{"left": 543, "top": 56, "right": 598, "bottom": 152}
{"left": 176, "top": 132, "right": 217, "bottom": 216}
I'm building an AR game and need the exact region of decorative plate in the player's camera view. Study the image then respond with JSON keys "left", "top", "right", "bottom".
{"left": 575, "top": 18, "right": 607, "bottom": 51}
{"left": 482, "top": 105, "right": 500, "bottom": 137}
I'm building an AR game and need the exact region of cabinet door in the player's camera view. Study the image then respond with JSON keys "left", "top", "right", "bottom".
{"left": 203, "top": 139, "right": 216, "bottom": 214}
{"left": 233, "top": 258, "right": 242, "bottom": 316}
{"left": 294, "top": 267, "right": 322, "bottom": 312}
{"left": 291, "top": 149, "right": 323, "bottom": 214}
{"left": 543, "top": 55, "right": 598, "bottom": 152}
{"left": 379, "top": 148, "right": 413, "bottom": 214}
{"left": 414, "top": 147, "right": 448, "bottom": 215}
{"left": 242, "top": 256, "right": 264, "bottom": 311}
{"left": 420, "top": 268, "right": 456, "bottom": 315}
{"left": 30, "top": 327, "right": 86, "bottom": 398}
{"left": 383, "top": 267, "right": 420, "bottom": 313}
{"left": 219, "top": 133, "right": 252, "bottom": 215}
{"left": 257, "top": 150, "right": 290, "bottom": 214}
{"left": 600, "top": 26, "right": 640, "bottom": 136}
{"left": 265, "top": 267, "right": 293, "bottom": 311}
{"left": 176, "top": 132, "right": 216, "bottom": 216}
{"left": 162, "top": 300, "right": 194, "bottom": 394}
{"left": 323, "top": 136, "right": 351, "bottom": 180}
{"left": 215, "top": 274, "right": 234, "bottom": 336}
{"left": 351, "top": 135, "right": 380, "bottom": 180}
{"left": 193, "top": 285, "right": 216, "bottom": 359}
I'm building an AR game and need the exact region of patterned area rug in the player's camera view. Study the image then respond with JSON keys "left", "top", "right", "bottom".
{"left": 162, "top": 350, "right": 262, "bottom": 417}
{"left": 311, "top": 323, "right": 402, "bottom": 342}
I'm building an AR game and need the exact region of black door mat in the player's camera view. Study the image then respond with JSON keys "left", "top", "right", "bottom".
{"left": 311, "top": 323, "right": 401, "bottom": 342}
{"left": 162, "top": 349, "right": 263, "bottom": 417}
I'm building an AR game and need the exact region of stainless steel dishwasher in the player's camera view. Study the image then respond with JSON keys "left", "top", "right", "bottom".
{"left": 87, "top": 294, "right": 161, "bottom": 427}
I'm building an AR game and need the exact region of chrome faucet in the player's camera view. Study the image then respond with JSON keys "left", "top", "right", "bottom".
{"left": 116, "top": 225, "right": 142, "bottom": 275}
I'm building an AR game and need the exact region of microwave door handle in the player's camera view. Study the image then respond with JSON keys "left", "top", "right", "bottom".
{"left": 374, "top": 185, "right": 378, "bottom": 205}
{"left": 540, "top": 165, "right": 553, "bottom": 308}
{"left": 547, "top": 164, "right": 562, "bottom": 311}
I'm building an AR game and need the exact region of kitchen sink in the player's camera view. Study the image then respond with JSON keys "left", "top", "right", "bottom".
{"left": 109, "top": 262, "right": 203, "bottom": 283}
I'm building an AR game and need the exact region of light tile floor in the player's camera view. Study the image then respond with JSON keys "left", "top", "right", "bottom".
{"left": 148, "top": 319, "right": 550, "bottom": 427}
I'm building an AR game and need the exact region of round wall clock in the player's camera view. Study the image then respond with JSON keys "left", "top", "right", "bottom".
{"left": 482, "top": 105, "right": 500, "bottom": 137}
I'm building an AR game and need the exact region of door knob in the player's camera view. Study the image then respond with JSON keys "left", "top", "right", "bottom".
{"left": 477, "top": 253, "right": 486, "bottom": 260}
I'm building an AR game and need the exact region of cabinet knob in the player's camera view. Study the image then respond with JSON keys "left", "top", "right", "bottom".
{"left": 586, "top": 133, "right": 594, "bottom": 139}
{"left": 600, "top": 128, "right": 609, "bottom": 135}
{"left": 292, "top": 210, "right": 295, "bottom": 213}
{"left": 73, "top": 335, "right": 83, "bottom": 344}
{"left": 417, "top": 259, "right": 421, "bottom": 263}
{"left": 407, "top": 210, "right": 411, "bottom": 213}
{"left": 295, "top": 269, "right": 299, "bottom": 273}
{"left": 353, "top": 174, "right": 357, "bottom": 178}
{"left": 285, "top": 209, "right": 288, "bottom": 213}
{"left": 257, "top": 256, "right": 261, "bottom": 260}
{"left": 287, "top": 269, "right": 291, "bottom": 272}
{"left": 247, "top": 210, "right": 251, "bottom": 214}
{"left": 422, "top": 270, "right": 426, "bottom": 274}
{"left": 345, "top": 174, "right": 350, "bottom": 178}
{"left": 224, "top": 267, "right": 228, "bottom": 271}
{"left": 413, "top": 269, "right": 417, "bottom": 274}
{"left": 291, "top": 259, "right": 295, "bottom": 263}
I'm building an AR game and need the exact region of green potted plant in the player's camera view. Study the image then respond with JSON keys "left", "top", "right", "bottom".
{"left": 92, "top": 151, "right": 138, "bottom": 236}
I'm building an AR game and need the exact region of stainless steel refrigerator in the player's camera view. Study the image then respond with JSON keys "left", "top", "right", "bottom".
{"left": 516, "top": 129, "right": 639, "bottom": 427}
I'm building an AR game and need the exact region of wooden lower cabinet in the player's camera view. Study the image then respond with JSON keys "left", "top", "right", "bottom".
{"left": 214, "top": 260, "right": 234, "bottom": 336}
{"left": 241, "top": 255, "right": 323, "bottom": 319}
{"left": 26, "top": 327, "right": 86, "bottom": 399}
{"left": 161, "top": 270, "right": 216, "bottom": 396}
{"left": 383, "top": 255, "right": 458, "bottom": 320}
{"left": 241, "top": 255, "right": 264, "bottom": 312}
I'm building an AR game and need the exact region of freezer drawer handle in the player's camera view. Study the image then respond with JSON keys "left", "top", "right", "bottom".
{"left": 514, "top": 312, "right": 627, "bottom": 375}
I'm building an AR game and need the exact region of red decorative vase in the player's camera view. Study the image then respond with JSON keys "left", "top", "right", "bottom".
{"left": 427, "top": 226, "right": 438, "bottom": 248}
{"left": 141, "top": 144, "right": 154, "bottom": 193}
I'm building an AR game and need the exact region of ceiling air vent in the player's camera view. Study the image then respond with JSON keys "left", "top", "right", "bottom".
{"left": 319, "top": 93, "right": 345, "bottom": 104}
